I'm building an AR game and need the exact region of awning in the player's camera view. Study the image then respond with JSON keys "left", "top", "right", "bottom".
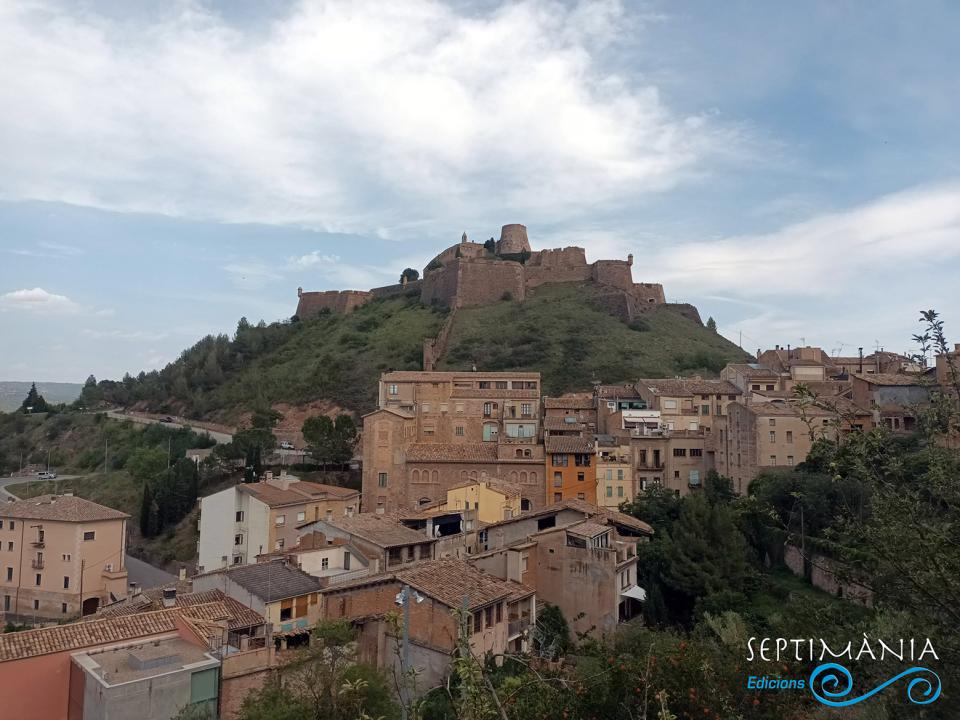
{"left": 621, "top": 585, "right": 647, "bottom": 602}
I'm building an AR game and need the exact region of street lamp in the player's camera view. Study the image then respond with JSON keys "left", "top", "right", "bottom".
{"left": 395, "top": 585, "right": 424, "bottom": 720}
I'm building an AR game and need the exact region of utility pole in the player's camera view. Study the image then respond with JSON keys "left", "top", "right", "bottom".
{"left": 104, "top": 437, "right": 109, "bottom": 474}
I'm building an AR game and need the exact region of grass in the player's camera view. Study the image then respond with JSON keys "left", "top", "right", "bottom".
{"left": 440, "top": 283, "right": 750, "bottom": 395}
{"left": 185, "top": 291, "right": 448, "bottom": 418}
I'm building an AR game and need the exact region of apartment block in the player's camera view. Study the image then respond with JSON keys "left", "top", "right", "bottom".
{"left": 198, "top": 471, "right": 360, "bottom": 571}
{"left": 545, "top": 435, "right": 596, "bottom": 504}
{"left": 0, "top": 494, "right": 128, "bottom": 620}
{"left": 298, "top": 513, "right": 437, "bottom": 572}
{"left": 595, "top": 436, "right": 634, "bottom": 508}
{"left": 363, "top": 371, "right": 546, "bottom": 513}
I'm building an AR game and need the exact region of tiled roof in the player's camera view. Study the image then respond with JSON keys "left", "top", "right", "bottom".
{"left": 0, "top": 604, "right": 229, "bottom": 662}
{"left": 194, "top": 560, "right": 323, "bottom": 602}
{"left": 0, "top": 495, "right": 129, "bottom": 523}
{"left": 239, "top": 479, "right": 359, "bottom": 508}
{"left": 543, "top": 396, "right": 594, "bottom": 409}
{"left": 323, "top": 559, "right": 534, "bottom": 611}
{"left": 381, "top": 371, "right": 540, "bottom": 381}
{"left": 725, "top": 363, "right": 779, "bottom": 379}
{"left": 406, "top": 443, "right": 499, "bottom": 463}
{"left": 852, "top": 373, "right": 926, "bottom": 387}
{"left": 543, "top": 416, "right": 587, "bottom": 431}
{"left": 449, "top": 389, "right": 539, "bottom": 399}
{"left": 545, "top": 436, "right": 594, "bottom": 454}
{"left": 595, "top": 384, "right": 642, "bottom": 399}
{"left": 324, "top": 513, "right": 434, "bottom": 548}
{"left": 97, "top": 588, "right": 264, "bottom": 631}
{"left": 639, "top": 378, "right": 742, "bottom": 397}
{"left": 482, "top": 498, "right": 654, "bottom": 536}
{"left": 745, "top": 401, "right": 834, "bottom": 417}
{"left": 565, "top": 520, "right": 610, "bottom": 539}
{"left": 446, "top": 478, "right": 520, "bottom": 497}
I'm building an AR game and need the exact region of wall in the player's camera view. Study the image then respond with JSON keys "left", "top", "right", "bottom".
{"left": 545, "top": 452, "right": 596, "bottom": 504}
{"left": 455, "top": 259, "right": 525, "bottom": 307}
{"left": 220, "top": 647, "right": 274, "bottom": 720}
{"left": 591, "top": 260, "right": 633, "bottom": 290}
{"left": 295, "top": 290, "right": 373, "bottom": 319}
{"left": 523, "top": 247, "right": 591, "bottom": 290}
{"left": 198, "top": 487, "right": 237, "bottom": 572}
{"left": 783, "top": 545, "right": 873, "bottom": 607}
{"left": 370, "top": 279, "right": 423, "bottom": 299}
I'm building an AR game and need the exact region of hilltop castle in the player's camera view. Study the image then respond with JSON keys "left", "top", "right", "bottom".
{"left": 296, "top": 223, "right": 666, "bottom": 321}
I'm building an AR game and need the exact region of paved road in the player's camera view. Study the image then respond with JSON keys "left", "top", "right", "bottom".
{"left": 0, "top": 474, "right": 82, "bottom": 502}
{"left": 105, "top": 410, "right": 233, "bottom": 444}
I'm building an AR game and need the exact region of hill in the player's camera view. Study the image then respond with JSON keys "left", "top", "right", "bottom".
{"left": 0, "top": 381, "right": 83, "bottom": 412}
{"left": 79, "top": 282, "right": 747, "bottom": 421}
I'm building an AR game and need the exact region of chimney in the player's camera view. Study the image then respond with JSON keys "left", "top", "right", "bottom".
{"left": 162, "top": 587, "right": 177, "bottom": 608}
{"left": 178, "top": 566, "right": 187, "bottom": 582}
{"left": 127, "top": 582, "right": 139, "bottom": 600}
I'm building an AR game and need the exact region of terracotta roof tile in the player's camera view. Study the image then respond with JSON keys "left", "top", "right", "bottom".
{"left": 194, "top": 561, "right": 322, "bottom": 602}
{"left": 239, "top": 480, "right": 359, "bottom": 507}
{"left": 853, "top": 373, "right": 927, "bottom": 386}
{"left": 0, "top": 495, "right": 129, "bottom": 523}
{"left": 97, "top": 588, "right": 264, "bottom": 631}
{"left": 639, "top": 378, "right": 742, "bottom": 397}
{"left": 543, "top": 396, "right": 594, "bottom": 409}
{"left": 406, "top": 443, "right": 499, "bottom": 463}
{"left": 545, "top": 436, "right": 594, "bottom": 454}
{"left": 323, "top": 514, "right": 434, "bottom": 548}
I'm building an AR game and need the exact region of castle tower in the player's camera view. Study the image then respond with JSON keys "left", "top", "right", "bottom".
{"left": 496, "top": 223, "right": 531, "bottom": 255}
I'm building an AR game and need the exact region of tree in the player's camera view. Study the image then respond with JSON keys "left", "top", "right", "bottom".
{"left": 139, "top": 483, "right": 159, "bottom": 537}
{"left": 400, "top": 268, "right": 420, "bottom": 283}
{"left": 483, "top": 238, "right": 496, "bottom": 252}
{"left": 533, "top": 603, "right": 571, "bottom": 659}
{"left": 21, "top": 383, "right": 48, "bottom": 413}
{"left": 706, "top": 316, "right": 717, "bottom": 332}
{"left": 126, "top": 446, "right": 168, "bottom": 483}
{"left": 302, "top": 414, "right": 357, "bottom": 468}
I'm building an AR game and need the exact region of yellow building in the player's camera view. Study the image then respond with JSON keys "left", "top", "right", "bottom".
{"left": 545, "top": 436, "right": 596, "bottom": 504}
{"left": 596, "top": 437, "right": 634, "bottom": 508}
{"left": 440, "top": 478, "right": 522, "bottom": 524}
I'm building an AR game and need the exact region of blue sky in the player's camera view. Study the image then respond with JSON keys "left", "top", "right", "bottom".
{"left": 1, "top": 0, "right": 959, "bottom": 382}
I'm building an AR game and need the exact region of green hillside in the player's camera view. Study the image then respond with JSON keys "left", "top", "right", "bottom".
{"left": 441, "top": 283, "right": 749, "bottom": 394}
{"left": 80, "top": 282, "right": 746, "bottom": 420}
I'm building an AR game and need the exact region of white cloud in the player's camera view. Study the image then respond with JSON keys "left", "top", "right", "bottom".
{"left": 650, "top": 183, "right": 960, "bottom": 298}
{"left": 0, "top": 287, "right": 79, "bottom": 314}
{"left": 81, "top": 328, "right": 168, "bottom": 341}
{"left": 289, "top": 251, "right": 340, "bottom": 269}
{"left": 0, "top": 1, "right": 735, "bottom": 233}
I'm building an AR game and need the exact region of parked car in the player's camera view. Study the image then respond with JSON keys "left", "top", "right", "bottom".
{"left": 37, "top": 471, "right": 57, "bottom": 480}
{"left": 279, "top": 441, "right": 296, "bottom": 450}
{"left": 160, "top": 416, "right": 175, "bottom": 423}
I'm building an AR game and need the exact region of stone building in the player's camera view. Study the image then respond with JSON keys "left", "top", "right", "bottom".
{"left": 295, "top": 223, "right": 666, "bottom": 320}
{"left": 0, "top": 494, "right": 129, "bottom": 620}
{"left": 362, "top": 370, "right": 546, "bottom": 513}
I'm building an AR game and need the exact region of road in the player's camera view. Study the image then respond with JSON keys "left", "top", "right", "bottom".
{"left": 0, "top": 473, "right": 82, "bottom": 502}
{"left": 105, "top": 410, "right": 233, "bottom": 444}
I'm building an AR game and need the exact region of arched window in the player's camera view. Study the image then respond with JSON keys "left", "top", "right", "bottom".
{"left": 460, "top": 470, "right": 468, "bottom": 482}
{"left": 411, "top": 469, "right": 420, "bottom": 482}
{"left": 510, "top": 471, "right": 518, "bottom": 482}
{"left": 516, "top": 449, "right": 523, "bottom": 457}
{"left": 431, "top": 470, "right": 439, "bottom": 483}
{"left": 520, "top": 471, "right": 527, "bottom": 483}
{"left": 529, "top": 472, "right": 537, "bottom": 484}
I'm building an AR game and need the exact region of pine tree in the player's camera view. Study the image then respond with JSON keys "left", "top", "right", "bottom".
{"left": 706, "top": 316, "right": 717, "bottom": 332}
{"left": 140, "top": 484, "right": 156, "bottom": 537}
{"left": 21, "top": 382, "right": 48, "bottom": 413}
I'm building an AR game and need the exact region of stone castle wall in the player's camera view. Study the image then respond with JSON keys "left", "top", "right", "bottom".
{"left": 296, "top": 289, "right": 373, "bottom": 318}
{"left": 524, "top": 247, "right": 591, "bottom": 289}
{"left": 591, "top": 259, "right": 634, "bottom": 291}
{"left": 370, "top": 279, "right": 423, "bottom": 298}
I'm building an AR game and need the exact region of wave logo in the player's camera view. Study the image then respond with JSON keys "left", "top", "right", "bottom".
{"left": 809, "top": 663, "right": 941, "bottom": 706}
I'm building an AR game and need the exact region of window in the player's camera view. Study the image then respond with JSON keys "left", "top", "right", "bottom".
{"left": 770, "top": 455, "right": 777, "bottom": 465}
{"left": 35, "top": 573, "right": 42, "bottom": 586}
{"left": 485, "top": 606, "right": 493, "bottom": 627}
{"left": 279, "top": 600, "right": 292, "bottom": 620}
{"left": 2, "top": 596, "right": 8, "bottom": 612}
{"left": 63, "top": 576, "right": 70, "bottom": 589}
{"left": 295, "top": 595, "right": 308, "bottom": 618}
{"left": 552, "top": 454, "right": 568, "bottom": 467}
{"left": 190, "top": 668, "right": 219, "bottom": 705}
{"left": 521, "top": 403, "right": 532, "bottom": 416}
{"left": 297, "top": 511, "right": 306, "bottom": 522}
{"left": 701, "top": 404, "right": 710, "bottom": 415}
{"left": 483, "top": 424, "right": 498, "bottom": 441}
{"left": 496, "top": 602, "right": 503, "bottom": 623}
{"left": 275, "top": 515, "right": 285, "bottom": 526}
{"left": 33, "top": 599, "right": 39, "bottom": 610}
{"left": 495, "top": 381, "right": 508, "bottom": 390}
{"left": 421, "top": 403, "right": 430, "bottom": 413}
{"left": 769, "top": 419, "right": 776, "bottom": 426}
{"left": 8, "top": 542, "right": 13, "bottom": 552}
{"left": 553, "top": 492, "right": 562, "bottom": 502}
{"left": 617, "top": 469, "right": 624, "bottom": 480}
{"left": 769, "top": 431, "right": 776, "bottom": 442}
{"left": 233, "top": 555, "right": 243, "bottom": 564}
{"left": 62, "top": 603, "right": 68, "bottom": 614}
{"left": 474, "top": 612, "right": 482, "bottom": 633}
{"left": 766, "top": 384, "right": 775, "bottom": 391}
{"left": 0, "top": 521, "right": 3, "bottom": 529}
{"left": 606, "top": 486, "right": 613, "bottom": 497}
{"left": 787, "top": 455, "right": 794, "bottom": 466}
{"left": 234, "top": 534, "right": 243, "bottom": 546}
{"left": 5, "top": 568, "right": 11, "bottom": 581}
{"left": 8, "top": 522, "right": 12, "bottom": 530}
{"left": 455, "top": 403, "right": 465, "bottom": 413}
{"left": 83, "top": 531, "right": 95, "bottom": 541}
{"left": 663, "top": 399, "right": 677, "bottom": 409}
{"left": 388, "top": 384, "right": 398, "bottom": 395}
{"left": 574, "top": 454, "right": 591, "bottom": 467}
{"left": 553, "top": 473, "right": 562, "bottom": 487}
{"left": 455, "top": 426, "right": 465, "bottom": 436}
{"left": 786, "top": 431, "right": 793, "bottom": 443}
{"left": 483, "top": 402, "right": 493, "bottom": 417}
{"left": 690, "top": 448, "right": 702, "bottom": 457}
{"left": 576, "top": 492, "right": 585, "bottom": 500}
{"left": 577, "top": 472, "right": 585, "bottom": 482}
{"left": 235, "top": 511, "right": 244, "bottom": 522}
{"left": 672, "top": 448, "right": 686, "bottom": 457}
{"left": 321, "top": 557, "right": 329, "bottom": 570}
{"left": 378, "top": 472, "right": 388, "bottom": 487}
{"left": 617, "top": 486, "right": 624, "bottom": 497}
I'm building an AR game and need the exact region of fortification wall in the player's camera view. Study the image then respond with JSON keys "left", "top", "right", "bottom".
{"left": 428, "top": 242, "right": 488, "bottom": 270}
{"left": 456, "top": 259, "right": 525, "bottom": 306}
{"left": 370, "top": 279, "right": 423, "bottom": 298}
{"left": 423, "top": 308, "right": 458, "bottom": 371}
{"left": 296, "top": 289, "right": 372, "bottom": 319}
{"left": 524, "top": 247, "right": 591, "bottom": 289}
{"left": 631, "top": 282, "right": 666, "bottom": 306}
{"left": 664, "top": 302, "right": 702, "bottom": 324}
{"left": 591, "top": 259, "right": 634, "bottom": 291}
{"left": 420, "top": 261, "right": 461, "bottom": 307}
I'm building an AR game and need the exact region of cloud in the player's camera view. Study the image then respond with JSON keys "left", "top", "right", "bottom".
{"left": 650, "top": 183, "right": 960, "bottom": 298}
{"left": 81, "top": 328, "right": 168, "bottom": 341}
{"left": 289, "top": 251, "right": 340, "bottom": 269}
{"left": 0, "top": 287, "right": 79, "bottom": 314}
{"left": 0, "top": 1, "right": 736, "bottom": 234}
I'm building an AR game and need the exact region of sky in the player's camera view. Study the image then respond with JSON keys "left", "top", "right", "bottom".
{"left": 1, "top": 0, "right": 959, "bottom": 382}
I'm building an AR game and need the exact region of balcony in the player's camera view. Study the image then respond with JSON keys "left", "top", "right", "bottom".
{"left": 508, "top": 616, "right": 530, "bottom": 638}
{"left": 30, "top": 539, "right": 45, "bottom": 548}
{"left": 31, "top": 559, "right": 44, "bottom": 570}
{"left": 102, "top": 565, "right": 126, "bottom": 581}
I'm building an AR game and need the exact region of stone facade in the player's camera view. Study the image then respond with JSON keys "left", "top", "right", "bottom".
{"left": 295, "top": 223, "right": 669, "bottom": 321}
